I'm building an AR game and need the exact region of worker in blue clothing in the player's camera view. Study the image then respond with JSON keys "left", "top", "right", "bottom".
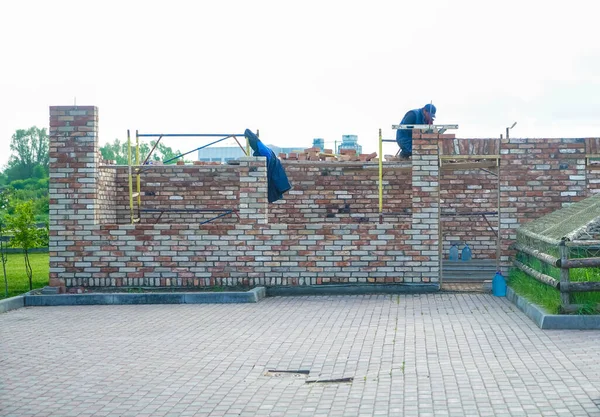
{"left": 396, "top": 103, "right": 437, "bottom": 159}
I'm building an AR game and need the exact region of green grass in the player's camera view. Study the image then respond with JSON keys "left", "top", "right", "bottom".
{"left": 0, "top": 252, "right": 49, "bottom": 299}
{"left": 508, "top": 270, "right": 562, "bottom": 314}
{"left": 508, "top": 255, "right": 600, "bottom": 314}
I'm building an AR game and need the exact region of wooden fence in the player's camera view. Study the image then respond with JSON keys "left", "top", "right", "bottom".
{"left": 513, "top": 235, "right": 600, "bottom": 313}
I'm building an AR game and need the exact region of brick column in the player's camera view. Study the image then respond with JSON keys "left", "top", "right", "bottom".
{"left": 48, "top": 106, "right": 99, "bottom": 290}
{"left": 238, "top": 156, "right": 268, "bottom": 224}
{"left": 408, "top": 131, "right": 445, "bottom": 283}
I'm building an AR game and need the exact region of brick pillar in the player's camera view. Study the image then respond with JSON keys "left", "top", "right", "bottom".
{"left": 238, "top": 156, "right": 268, "bottom": 224}
{"left": 48, "top": 106, "right": 99, "bottom": 290}
{"left": 408, "top": 131, "right": 445, "bottom": 283}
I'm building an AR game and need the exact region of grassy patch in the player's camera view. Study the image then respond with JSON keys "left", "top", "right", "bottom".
{"left": 0, "top": 252, "right": 49, "bottom": 299}
{"left": 508, "top": 269, "right": 562, "bottom": 314}
{"left": 508, "top": 259, "right": 600, "bottom": 314}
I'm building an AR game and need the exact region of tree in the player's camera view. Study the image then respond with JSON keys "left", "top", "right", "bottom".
{"left": 99, "top": 139, "right": 184, "bottom": 165}
{"left": 5, "top": 200, "right": 44, "bottom": 291}
{"left": 6, "top": 127, "right": 49, "bottom": 181}
{"left": 0, "top": 188, "right": 11, "bottom": 297}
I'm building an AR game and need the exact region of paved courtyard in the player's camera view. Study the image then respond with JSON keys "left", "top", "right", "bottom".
{"left": 1, "top": 294, "right": 600, "bottom": 417}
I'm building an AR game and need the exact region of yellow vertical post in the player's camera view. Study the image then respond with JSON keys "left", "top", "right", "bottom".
{"left": 136, "top": 130, "right": 141, "bottom": 213}
{"left": 378, "top": 128, "right": 383, "bottom": 215}
{"left": 127, "top": 129, "right": 134, "bottom": 223}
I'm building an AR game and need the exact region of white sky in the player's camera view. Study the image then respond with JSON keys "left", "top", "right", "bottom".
{"left": 1, "top": 0, "right": 599, "bottom": 166}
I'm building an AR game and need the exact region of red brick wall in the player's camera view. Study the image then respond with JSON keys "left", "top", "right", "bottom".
{"left": 98, "top": 166, "right": 117, "bottom": 224}
{"left": 440, "top": 169, "right": 498, "bottom": 259}
{"left": 98, "top": 165, "right": 242, "bottom": 224}
{"left": 587, "top": 166, "right": 600, "bottom": 193}
{"left": 49, "top": 105, "right": 600, "bottom": 289}
{"left": 271, "top": 162, "right": 412, "bottom": 223}
{"left": 61, "top": 222, "right": 414, "bottom": 288}
{"left": 499, "top": 138, "right": 587, "bottom": 266}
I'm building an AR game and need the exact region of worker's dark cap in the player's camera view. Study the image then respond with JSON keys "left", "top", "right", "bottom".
{"left": 423, "top": 104, "right": 436, "bottom": 118}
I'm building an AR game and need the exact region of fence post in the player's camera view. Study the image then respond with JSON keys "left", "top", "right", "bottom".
{"left": 559, "top": 240, "right": 570, "bottom": 308}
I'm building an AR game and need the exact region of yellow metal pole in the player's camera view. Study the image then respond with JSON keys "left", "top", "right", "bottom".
{"left": 136, "top": 130, "right": 141, "bottom": 212}
{"left": 378, "top": 128, "right": 383, "bottom": 214}
{"left": 127, "top": 129, "right": 134, "bottom": 223}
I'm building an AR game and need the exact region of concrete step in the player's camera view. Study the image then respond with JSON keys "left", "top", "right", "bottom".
{"left": 442, "top": 259, "right": 497, "bottom": 281}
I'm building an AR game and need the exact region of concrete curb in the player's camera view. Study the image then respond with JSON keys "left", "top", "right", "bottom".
{"left": 22, "top": 287, "right": 266, "bottom": 307}
{"left": 506, "top": 286, "right": 600, "bottom": 330}
{"left": 0, "top": 295, "right": 25, "bottom": 314}
{"left": 266, "top": 283, "right": 439, "bottom": 297}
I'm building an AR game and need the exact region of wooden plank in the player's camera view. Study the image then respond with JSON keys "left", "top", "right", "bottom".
{"left": 513, "top": 260, "right": 560, "bottom": 288}
{"left": 561, "top": 257, "right": 600, "bottom": 269}
{"left": 559, "top": 243, "right": 571, "bottom": 304}
{"left": 513, "top": 243, "right": 560, "bottom": 267}
{"left": 566, "top": 239, "right": 600, "bottom": 247}
{"left": 560, "top": 281, "right": 600, "bottom": 292}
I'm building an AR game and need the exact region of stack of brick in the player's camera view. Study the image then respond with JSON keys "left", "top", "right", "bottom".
{"left": 279, "top": 147, "right": 378, "bottom": 162}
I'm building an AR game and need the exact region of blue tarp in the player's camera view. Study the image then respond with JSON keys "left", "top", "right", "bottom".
{"left": 244, "top": 129, "right": 292, "bottom": 203}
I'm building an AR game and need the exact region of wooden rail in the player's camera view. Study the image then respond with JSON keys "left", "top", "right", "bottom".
{"left": 513, "top": 238, "right": 600, "bottom": 313}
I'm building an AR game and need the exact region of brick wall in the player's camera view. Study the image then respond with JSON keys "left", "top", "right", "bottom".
{"left": 440, "top": 169, "right": 498, "bottom": 259}
{"left": 62, "top": 222, "right": 415, "bottom": 288}
{"left": 99, "top": 165, "right": 242, "bottom": 224}
{"left": 98, "top": 166, "right": 117, "bottom": 224}
{"left": 271, "top": 162, "right": 412, "bottom": 223}
{"left": 587, "top": 166, "right": 600, "bottom": 194}
{"left": 49, "top": 105, "right": 600, "bottom": 290}
{"left": 499, "top": 138, "right": 587, "bottom": 266}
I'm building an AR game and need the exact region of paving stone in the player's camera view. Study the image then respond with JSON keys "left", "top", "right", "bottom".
{"left": 1, "top": 294, "right": 600, "bottom": 416}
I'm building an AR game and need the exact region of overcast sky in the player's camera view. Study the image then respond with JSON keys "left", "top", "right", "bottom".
{"left": 1, "top": 0, "right": 599, "bottom": 166}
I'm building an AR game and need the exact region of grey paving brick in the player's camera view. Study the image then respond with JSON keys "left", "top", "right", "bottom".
{"left": 1, "top": 294, "right": 600, "bottom": 416}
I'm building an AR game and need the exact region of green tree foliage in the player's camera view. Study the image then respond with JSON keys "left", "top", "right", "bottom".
{"left": 100, "top": 139, "right": 183, "bottom": 165}
{"left": 0, "top": 188, "right": 11, "bottom": 297}
{"left": 6, "top": 127, "right": 49, "bottom": 181}
{"left": 4, "top": 201, "right": 44, "bottom": 291}
{"left": 5, "top": 177, "right": 49, "bottom": 223}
